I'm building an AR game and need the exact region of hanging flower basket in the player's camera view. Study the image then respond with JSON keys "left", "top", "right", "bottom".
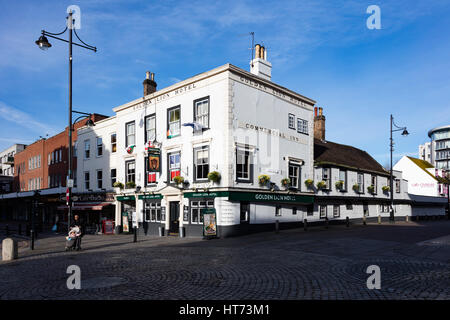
{"left": 367, "top": 185, "right": 375, "bottom": 194}
{"left": 173, "top": 176, "right": 185, "bottom": 185}
{"left": 335, "top": 180, "right": 344, "bottom": 190}
{"left": 382, "top": 185, "right": 390, "bottom": 193}
{"left": 125, "top": 181, "right": 136, "bottom": 189}
{"left": 113, "top": 181, "right": 124, "bottom": 189}
{"left": 281, "top": 178, "right": 291, "bottom": 188}
{"left": 304, "top": 179, "right": 314, "bottom": 189}
{"left": 316, "top": 181, "right": 327, "bottom": 190}
{"left": 352, "top": 183, "right": 360, "bottom": 192}
{"left": 207, "top": 171, "right": 221, "bottom": 183}
{"left": 258, "top": 174, "right": 270, "bottom": 186}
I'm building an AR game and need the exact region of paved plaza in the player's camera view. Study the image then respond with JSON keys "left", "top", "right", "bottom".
{"left": 1, "top": 220, "right": 450, "bottom": 300}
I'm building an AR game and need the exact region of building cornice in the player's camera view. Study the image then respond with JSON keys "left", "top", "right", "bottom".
{"left": 112, "top": 63, "right": 316, "bottom": 114}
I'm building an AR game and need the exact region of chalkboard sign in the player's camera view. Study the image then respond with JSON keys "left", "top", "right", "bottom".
{"left": 183, "top": 205, "right": 189, "bottom": 222}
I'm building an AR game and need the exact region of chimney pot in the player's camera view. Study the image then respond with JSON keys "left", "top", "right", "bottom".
{"left": 255, "top": 44, "right": 261, "bottom": 59}
{"left": 143, "top": 71, "right": 157, "bottom": 96}
{"left": 314, "top": 107, "right": 325, "bottom": 141}
{"left": 260, "top": 46, "right": 265, "bottom": 60}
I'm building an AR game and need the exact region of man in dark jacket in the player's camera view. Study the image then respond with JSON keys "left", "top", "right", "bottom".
{"left": 70, "top": 214, "right": 85, "bottom": 251}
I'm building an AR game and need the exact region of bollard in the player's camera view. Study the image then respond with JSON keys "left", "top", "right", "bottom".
{"left": 5, "top": 225, "right": 9, "bottom": 236}
{"left": 406, "top": 215, "right": 409, "bottom": 222}
{"left": 363, "top": 215, "right": 367, "bottom": 226}
{"left": 2, "top": 238, "right": 18, "bottom": 261}
{"left": 158, "top": 226, "right": 164, "bottom": 237}
{"left": 346, "top": 216, "right": 350, "bottom": 228}
{"left": 179, "top": 227, "right": 185, "bottom": 238}
{"left": 378, "top": 215, "right": 381, "bottom": 224}
{"left": 303, "top": 219, "right": 308, "bottom": 231}
{"left": 275, "top": 220, "right": 279, "bottom": 233}
{"left": 30, "top": 229, "right": 35, "bottom": 250}
{"left": 325, "top": 217, "right": 329, "bottom": 229}
{"left": 133, "top": 226, "right": 137, "bottom": 243}
{"left": 18, "top": 224, "right": 22, "bottom": 235}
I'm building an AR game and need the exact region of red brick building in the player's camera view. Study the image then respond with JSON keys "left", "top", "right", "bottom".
{"left": 13, "top": 114, "right": 107, "bottom": 192}
{"left": 0, "top": 114, "right": 107, "bottom": 226}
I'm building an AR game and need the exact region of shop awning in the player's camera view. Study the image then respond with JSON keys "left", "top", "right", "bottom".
{"left": 57, "top": 202, "right": 113, "bottom": 211}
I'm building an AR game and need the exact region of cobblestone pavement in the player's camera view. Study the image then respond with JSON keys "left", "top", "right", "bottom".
{"left": 1, "top": 220, "right": 449, "bottom": 300}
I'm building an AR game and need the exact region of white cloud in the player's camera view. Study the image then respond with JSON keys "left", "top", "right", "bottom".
{"left": 0, "top": 101, "right": 58, "bottom": 136}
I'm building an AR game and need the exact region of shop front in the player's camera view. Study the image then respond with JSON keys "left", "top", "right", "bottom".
{"left": 58, "top": 192, "right": 115, "bottom": 234}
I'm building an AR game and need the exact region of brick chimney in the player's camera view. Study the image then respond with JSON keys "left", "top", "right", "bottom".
{"left": 250, "top": 44, "right": 272, "bottom": 81}
{"left": 143, "top": 71, "right": 157, "bottom": 96}
{"left": 314, "top": 107, "right": 325, "bottom": 140}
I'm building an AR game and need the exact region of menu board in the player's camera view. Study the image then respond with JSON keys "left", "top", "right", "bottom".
{"left": 122, "top": 215, "right": 129, "bottom": 233}
{"left": 161, "top": 207, "right": 166, "bottom": 221}
{"left": 183, "top": 205, "right": 189, "bottom": 222}
{"left": 103, "top": 220, "right": 114, "bottom": 235}
{"left": 202, "top": 208, "right": 217, "bottom": 237}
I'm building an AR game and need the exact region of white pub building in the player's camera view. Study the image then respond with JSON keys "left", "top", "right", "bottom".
{"left": 75, "top": 45, "right": 447, "bottom": 237}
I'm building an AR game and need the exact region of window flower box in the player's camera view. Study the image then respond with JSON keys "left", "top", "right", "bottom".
{"left": 173, "top": 176, "right": 185, "bottom": 186}
{"left": 207, "top": 171, "right": 221, "bottom": 183}
{"left": 317, "top": 181, "right": 327, "bottom": 190}
{"left": 304, "top": 179, "right": 314, "bottom": 189}
{"left": 335, "top": 180, "right": 344, "bottom": 190}
{"left": 258, "top": 174, "right": 270, "bottom": 187}
{"left": 281, "top": 178, "right": 291, "bottom": 189}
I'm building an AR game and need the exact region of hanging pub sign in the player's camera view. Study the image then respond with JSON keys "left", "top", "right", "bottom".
{"left": 202, "top": 208, "right": 217, "bottom": 238}
{"left": 147, "top": 152, "right": 161, "bottom": 172}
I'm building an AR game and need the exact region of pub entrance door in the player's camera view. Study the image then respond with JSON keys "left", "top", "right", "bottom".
{"left": 169, "top": 201, "right": 180, "bottom": 234}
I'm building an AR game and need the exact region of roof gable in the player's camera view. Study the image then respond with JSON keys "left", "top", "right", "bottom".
{"left": 314, "top": 139, "right": 389, "bottom": 176}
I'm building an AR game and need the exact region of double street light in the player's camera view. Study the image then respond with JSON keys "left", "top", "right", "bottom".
{"left": 390, "top": 114, "right": 409, "bottom": 221}
{"left": 36, "top": 11, "right": 97, "bottom": 231}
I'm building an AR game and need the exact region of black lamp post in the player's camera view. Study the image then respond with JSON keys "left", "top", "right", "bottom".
{"left": 390, "top": 114, "right": 409, "bottom": 222}
{"left": 36, "top": 11, "right": 96, "bottom": 232}
{"left": 30, "top": 190, "right": 40, "bottom": 250}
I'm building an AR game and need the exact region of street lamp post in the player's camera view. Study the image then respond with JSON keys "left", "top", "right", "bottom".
{"left": 36, "top": 11, "right": 96, "bottom": 232}
{"left": 390, "top": 114, "right": 409, "bottom": 222}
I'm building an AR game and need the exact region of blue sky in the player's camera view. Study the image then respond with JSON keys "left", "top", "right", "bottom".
{"left": 0, "top": 0, "right": 449, "bottom": 167}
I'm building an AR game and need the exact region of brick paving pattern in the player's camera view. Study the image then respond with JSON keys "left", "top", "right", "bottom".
{"left": 1, "top": 220, "right": 449, "bottom": 300}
